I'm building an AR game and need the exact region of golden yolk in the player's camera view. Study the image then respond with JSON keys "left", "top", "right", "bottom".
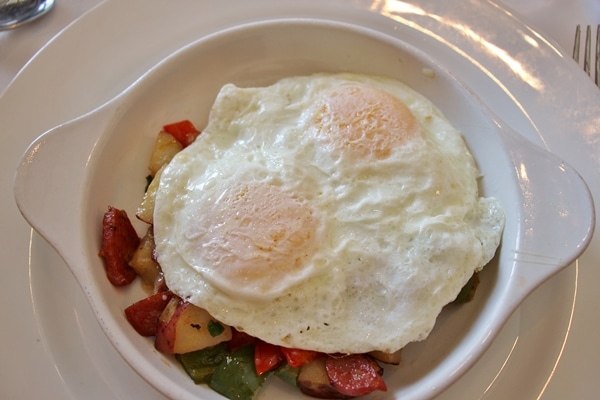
{"left": 314, "top": 84, "right": 420, "bottom": 159}
{"left": 187, "top": 182, "right": 317, "bottom": 293}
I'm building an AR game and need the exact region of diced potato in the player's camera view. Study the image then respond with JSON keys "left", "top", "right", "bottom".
{"left": 148, "top": 131, "right": 183, "bottom": 177}
{"left": 128, "top": 227, "right": 162, "bottom": 288}
{"left": 136, "top": 164, "right": 164, "bottom": 224}
{"left": 368, "top": 349, "right": 402, "bottom": 365}
{"left": 155, "top": 299, "right": 232, "bottom": 354}
{"left": 297, "top": 357, "right": 345, "bottom": 399}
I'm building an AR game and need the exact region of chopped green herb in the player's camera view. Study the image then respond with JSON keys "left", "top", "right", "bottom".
{"left": 208, "top": 320, "right": 225, "bottom": 337}
{"left": 454, "top": 272, "right": 480, "bottom": 303}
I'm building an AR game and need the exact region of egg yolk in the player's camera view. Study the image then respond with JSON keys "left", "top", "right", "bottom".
{"left": 186, "top": 182, "right": 318, "bottom": 297}
{"left": 314, "top": 84, "right": 420, "bottom": 159}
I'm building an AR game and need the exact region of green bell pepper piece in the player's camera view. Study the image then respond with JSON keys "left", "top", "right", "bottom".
{"left": 209, "top": 345, "right": 268, "bottom": 400}
{"left": 176, "top": 343, "right": 229, "bottom": 384}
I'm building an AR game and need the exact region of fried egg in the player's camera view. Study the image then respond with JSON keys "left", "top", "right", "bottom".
{"left": 153, "top": 73, "right": 505, "bottom": 354}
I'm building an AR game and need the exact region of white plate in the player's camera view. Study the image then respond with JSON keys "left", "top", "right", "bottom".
{"left": 3, "top": 0, "right": 600, "bottom": 399}
{"left": 15, "top": 17, "right": 594, "bottom": 400}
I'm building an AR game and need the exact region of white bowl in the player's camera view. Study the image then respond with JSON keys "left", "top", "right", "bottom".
{"left": 14, "top": 19, "right": 595, "bottom": 400}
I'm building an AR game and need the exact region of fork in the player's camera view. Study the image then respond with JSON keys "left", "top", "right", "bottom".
{"left": 572, "top": 24, "right": 600, "bottom": 87}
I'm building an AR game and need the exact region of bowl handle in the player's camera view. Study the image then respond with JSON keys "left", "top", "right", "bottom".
{"left": 500, "top": 121, "right": 595, "bottom": 304}
{"left": 14, "top": 101, "right": 121, "bottom": 260}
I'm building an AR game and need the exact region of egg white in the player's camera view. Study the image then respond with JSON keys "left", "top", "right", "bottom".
{"left": 153, "top": 73, "right": 505, "bottom": 354}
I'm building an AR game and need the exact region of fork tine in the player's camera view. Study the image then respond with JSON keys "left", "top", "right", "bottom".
{"left": 594, "top": 25, "right": 600, "bottom": 87}
{"left": 573, "top": 24, "right": 600, "bottom": 88}
{"left": 573, "top": 24, "right": 581, "bottom": 61}
{"left": 584, "top": 25, "right": 592, "bottom": 76}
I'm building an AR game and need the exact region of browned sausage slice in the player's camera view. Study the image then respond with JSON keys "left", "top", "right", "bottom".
{"left": 99, "top": 206, "right": 139, "bottom": 286}
{"left": 325, "top": 354, "right": 387, "bottom": 397}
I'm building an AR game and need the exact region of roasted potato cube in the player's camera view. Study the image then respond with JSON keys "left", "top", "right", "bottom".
{"left": 148, "top": 131, "right": 183, "bottom": 177}
{"left": 297, "top": 357, "right": 349, "bottom": 399}
{"left": 129, "top": 227, "right": 162, "bottom": 289}
{"left": 155, "top": 299, "right": 232, "bottom": 355}
{"left": 368, "top": 348, "right": 402, "bottom": 365}
{"left": 137, "top": 165, "right": 164, "bottom": 224}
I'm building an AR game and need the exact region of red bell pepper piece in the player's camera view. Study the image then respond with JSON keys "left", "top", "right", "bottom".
{"left": 227, "top": 328, "right": 257, "bottom": 353}
{"left": 280, "top": 347, "right": 322, "bottom": 368}
{"left": 162, "top": 120, "right": 200, "bottom": 147}
{"left": 254, "top": 341, "right": 285, "bottom": 375}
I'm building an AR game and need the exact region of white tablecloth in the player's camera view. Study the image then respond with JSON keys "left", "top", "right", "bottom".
{"left": 1, "top": 1, "right": 598, "bottom": 399}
